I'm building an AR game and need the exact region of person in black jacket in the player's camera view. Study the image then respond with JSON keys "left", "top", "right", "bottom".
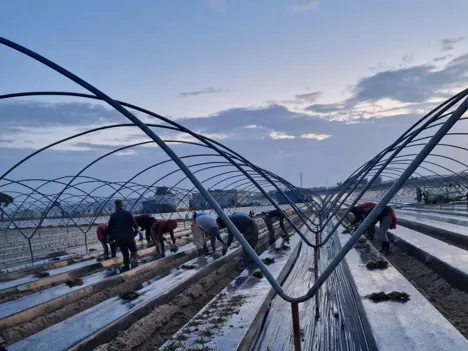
{"left": 217, "top": 214, "right": 259, "bottom": 265}
{"left": 107, "top": 199, "right": 139, "bottom": 272}
{"left": 262, "top": 209, "right": 288, "bottom": 245}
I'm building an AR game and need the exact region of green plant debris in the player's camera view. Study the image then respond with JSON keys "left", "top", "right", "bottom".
{"left": 252, "top": 269, "right": 264, "bottom": 278}
{"left": 65, "top": 278, "right": 84, "bottom": 287}
{"left": 209, "top": 317, "right": 226, "bottom": 325}
{"left": 357, "top": 238, "right": 367, "bottom": 244}
{"left": 366, "top": 291, "right": 410, "bottom": 303}
{"left": 201, "top": 330, "right": 214, "bottom": 337}
{"left": 366, "top": 260, "right": 389, "bottom": 270}
{"left": 376, "top": 260, "right": 389, "bottom": 269}
{"left": 188, "top": 320, "right": 202, "bottom": 328}
{"left": 175, "top": 333, "right": 188, "bottom": 341}
{"left": 34, "top": 271, "right": 50, "bottom": 278}
{"left": 195, "top": 337, "right": 206, "bottom": 345}
{"left": 170, "top": 246, "right": 179, "bottom": 253}
{"left": 120, "top": 291, "right": 141, "bottom": 301}
{"left": 231, "top": 295, "right": 245, "bottom": 303}
{"left": 181, "top": 264, "right": 197, "bottom": 270}
{"left": 261, "top": 257, "right": 275, "bottom": 265}
{"left": 161, "top": 341, "right": 183, "bottom": 351}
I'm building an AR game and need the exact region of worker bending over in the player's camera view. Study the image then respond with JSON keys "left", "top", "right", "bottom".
{"left": 350, "top": 202, "right": 397, "bottom": 255}
{"left": 191, "top": 212, "right": 208, "bottom": 254}
{"left": 96, "top": 223, "right": 116, "bottom": 259}
{"left": 134, "top": 213, "right": 156, "bottom": 246}
{"left": 262, "top": 209, "right": 288, "bottom": 245}
{"left": 217, "top": 214, "right": 259, "bottom": 265}
{"left": 193, "top": 213, "right": 226, "bottom": 255}
{"left": 107, "top": 199, "right": 139, "bottom": 272}
{"left": 150, "top": 219, "right": 178, "bottom": 257}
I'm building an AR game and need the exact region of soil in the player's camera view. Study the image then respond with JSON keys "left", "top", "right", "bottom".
{"left": 2, "top": 216, "right": 303, "bottom": 347}
{"left": 94, "top": 218, "right": 301, "bottom": 351}
{"left": 93, "top": 257, "right": 244, "bottom": 351}
{"left": 1, "top": 253, "right": 191, "bottom": 345}
{"left": 0, "top": 237, "right": 193, "bottom": 304}
{"left": 368, "top": 236, "right": 468, "bottom": 339}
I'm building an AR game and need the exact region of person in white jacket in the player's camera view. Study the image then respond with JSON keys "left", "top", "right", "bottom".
{"left": 192, "top": 213, "right": 226, "bottom": 254}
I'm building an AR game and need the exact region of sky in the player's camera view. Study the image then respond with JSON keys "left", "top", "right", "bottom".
{"left": 1, "top": 0, "right": 468, "bottom": 195}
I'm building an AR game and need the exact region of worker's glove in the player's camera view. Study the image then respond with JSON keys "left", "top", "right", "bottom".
{"left": 138, "top": 232, "right": 144, "bottom": 241}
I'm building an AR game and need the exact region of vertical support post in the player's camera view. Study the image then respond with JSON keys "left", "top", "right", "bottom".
{"left": 291, "top": 302, "right": 302, "bottom": 351}
{"left": 314, "top": 232, "right": 320, "bottom": 319}
{"left": 84, "top": 230, "right": 89, "bottom": 253}
{"left": 315, "top": 211, "right": 322, "bottom": 318}
{"left": 28, "top": 238, "right": 34, "bottom": 264}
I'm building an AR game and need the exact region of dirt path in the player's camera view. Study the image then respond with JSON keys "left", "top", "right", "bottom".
{"left": 368, "top": 236, "right": 468, "bottom": 339}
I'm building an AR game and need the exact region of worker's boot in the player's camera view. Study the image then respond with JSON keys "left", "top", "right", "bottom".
{"left": 380, "top": 242, "right": 390, "bottom": 255}
{"left": 203, "top": 246, "right": 210, "bottom": 255}
{"left": 222, "top": 245, "right": 228, "bottom": 256}
{"left": 130, "top": 254, "right": 139, "bottom": 269}
{"left": 119, "top": 265, "right": 130, "bottom": 273}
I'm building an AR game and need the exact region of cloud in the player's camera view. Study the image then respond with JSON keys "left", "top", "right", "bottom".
{"left": 115, "top": 150, "right": 136, "bottom": 156}
{"left": 294, "top": 91, "right": 322, "bottom": 103}
{"left": 301, "top": 133, "right": 331, "bottom": 141}
{"left": 440, "top": 37, "right": 465, "bottom": 52}
{"left": 0, "top": 101, "right": 120, "bottom": 127}
{"left": 3, "top": 50, "right": 468, "bottom": 187}
{"left": 269, "top": 131, "right": 295, "bottom": 140}
{"left": 0, "top": 99, "right": 427, "bottom": 188}
{"left": 303, "top": 52, "right": 468, "bottom": 122}
{"left": 288, "top": 0, "right": 319, "bottom": 13}
{"left": 306, "top": 103, "right": 344, "bottom": 113}
{"left": 178, "top": 87, "right": 229, "bottom": 97}
{"left": 433, "top": 54, "right": 453, "bottom": 62}
{"left": 351, "top": 54, "right": 468, "bottom": 103}
{"left": 244, "top": 124, "right": 264, "bottom": 129}
{"left": 0, "top": 138, "right": 13, "bottom": 144}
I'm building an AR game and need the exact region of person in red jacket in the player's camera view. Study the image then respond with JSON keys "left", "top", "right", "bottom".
{"left": 150, "top": 219, "right": 178, "bottom": 257}
{"left": 134, "top": 214, "right": 156, "bottom": 247}
{"left": 96, "top": 223, "right": 116, "bottom": 259}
